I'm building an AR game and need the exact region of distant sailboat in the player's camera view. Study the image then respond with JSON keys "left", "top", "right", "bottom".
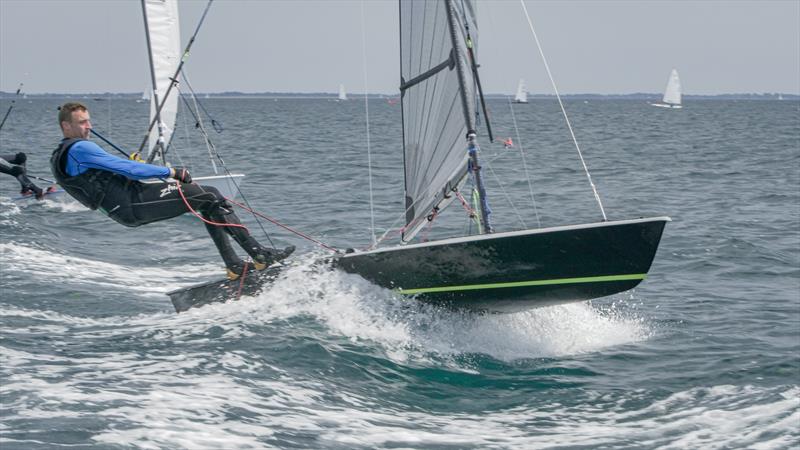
{"left": 651, "top": 69, "right": 682, "bottom": 109}
{"left": 137, "top": 85, "right": 149, "bottom": 103}
{"left": 513, "top": 78, "right": 528, "bottom": 104}
{"left": 338, "top": 84, "right": 347, "bottom": 101}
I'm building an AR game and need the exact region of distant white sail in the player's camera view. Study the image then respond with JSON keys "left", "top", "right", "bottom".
{"left": 651, "top": 69, "right": 682, "bottom": 109}
{"left": 338, "top": 84, "right": 347, "bottom": 101}
{"left": 513, "top": 79, "right": 528, "bottom": 103}
{"left": 662, "top": 69, "right": 681, "bottom": 106}
{"left": 143, "top": 0, "right": 181, "bottom": 158}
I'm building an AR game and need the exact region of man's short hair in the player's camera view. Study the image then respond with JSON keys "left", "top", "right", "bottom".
{"left": 58, "top": 102, "right": 88, "bottom": 125}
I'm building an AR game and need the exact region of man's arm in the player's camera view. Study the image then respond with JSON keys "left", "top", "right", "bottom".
{"left": 66, "top": 141, "right": 172, "bottom": 180}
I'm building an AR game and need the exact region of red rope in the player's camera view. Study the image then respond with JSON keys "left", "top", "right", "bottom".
{"left": 454, "top": 191, "right": 478, "bottom": 218}
{"left": 235, "top": 261, "right": 249, "bottom": 300}
{"left": 224, "top": 196, "right": 338, "bottom": 252}
{"left": 176, "top": 182, "right": 249, "bottom": 232}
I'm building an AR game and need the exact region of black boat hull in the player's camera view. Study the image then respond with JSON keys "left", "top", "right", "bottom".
{"left": 334, "top": 217, "right": 669, "bottom": 313}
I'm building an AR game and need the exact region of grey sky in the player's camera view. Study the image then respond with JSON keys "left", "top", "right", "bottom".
{"left": 1, "top": 0, "right": 798, "bottom": 95}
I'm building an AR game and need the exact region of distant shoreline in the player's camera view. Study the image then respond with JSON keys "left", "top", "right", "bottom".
{"left": 1, "top": 92, "right": 797, "bottom": 100}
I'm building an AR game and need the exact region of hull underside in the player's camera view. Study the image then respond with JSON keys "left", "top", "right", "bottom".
{"left": 334, "top": 217, "right": 668, "bottom": 313}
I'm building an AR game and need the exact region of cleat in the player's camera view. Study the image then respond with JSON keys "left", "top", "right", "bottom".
{"left": 252, "top": 245, "right": 295, "bottom": 270}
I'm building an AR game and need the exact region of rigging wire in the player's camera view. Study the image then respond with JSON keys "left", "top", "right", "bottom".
{"left": 178, "top": 77, "right": 217, "bottom": 173}
{"left": 224, "top": 196, "right": 338, "bottom": 253}
{"left": 173, "top": 83, "right": 278, "bottom": 248}
{"left": 180, "top": 72, "right": 223, "bottom": 134}
{"left": 483, "top": 162, "right": 527, "bottom": 229}
{"left": 507, "top": 97, "right": 541, "bottom": 227}
{"left": 360, "top": 0, "right": 377, "bottom": 247}
{"left": 138, "top": 0, "right": 215, "bottom": 162}
{"left": 518, "top": 0, "right": 607, "bottom": 221}
{"left": 176, "top": 181, "right": 248, "bottom": 232}
{"left": 0, "top": 83, "right": 23, "bottom": 132}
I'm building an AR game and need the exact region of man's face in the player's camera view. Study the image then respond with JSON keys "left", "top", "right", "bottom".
{"left": 62, "top": 109, "right": 91, "bottom": 139}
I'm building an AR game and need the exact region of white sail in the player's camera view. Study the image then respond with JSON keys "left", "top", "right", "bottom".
{"left": 662, "top": 69, "right": 681, "bottom": 106}
{"left": 514, "top": 78, "right": 528, "bottom": 103}
{"left": 399, "top": 0, "right": 478, "bottom": 242}
{"left": 338, "top": 84, "right": 347, "bottom": 101}
{"left": 143, "top": 0, "right": 181, "bottom": 159}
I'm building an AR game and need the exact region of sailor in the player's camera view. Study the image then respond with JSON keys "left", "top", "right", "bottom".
{"left": 1, "top": 152, "right": 44, "bottom": 199}
{"left": 51, "top": 102, "right": 293, "bottom": 280}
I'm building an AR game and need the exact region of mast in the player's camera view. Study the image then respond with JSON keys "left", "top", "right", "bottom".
{"left": 444, "top": 0, "right": 492, "bottom": 233}
{"left": 141, "top": 0, "right": 167, "bottom": 164}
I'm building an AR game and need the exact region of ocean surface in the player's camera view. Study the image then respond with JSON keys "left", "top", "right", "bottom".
{"left": 1, "top": 97, "right": 798, "bottom": 449}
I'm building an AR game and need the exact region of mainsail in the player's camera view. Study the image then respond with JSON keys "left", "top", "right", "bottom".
{"left": 514, "top": 78, "right": 528, "bottom": 103}
{"left": 399, "top": 0, "right": 479, "bottom": 242}
{"left": 662, "top": 69, "right": 682, "bottom": 106}
{"left": 142, "top": 0, "right": 181, "bottom": 160}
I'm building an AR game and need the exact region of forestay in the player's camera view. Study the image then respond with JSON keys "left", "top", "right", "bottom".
{"left": 399, "top": 0, "right": 479, "bottom": 242}
{"left": 142, "top": 0, "right": 181, "bottom": 160}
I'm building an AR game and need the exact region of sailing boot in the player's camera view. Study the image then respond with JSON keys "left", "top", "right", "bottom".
{"left": 204, "top": 219, "right": 247, "bottom": 280}
{"left": 19, "top": 182, "right": 43, "bottom": 200}
{"left": 250, "top": 245, "right": 296, "bottom": 270}
{"left": 210, "top": 204, "right": 295, "bottom": 271}
{"left": 226, "top": 224, "right": 295, "bottom": 270}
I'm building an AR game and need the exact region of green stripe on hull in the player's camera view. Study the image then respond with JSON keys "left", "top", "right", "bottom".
{"left": 396, "top": 274, "right": 647, "bottom": 295}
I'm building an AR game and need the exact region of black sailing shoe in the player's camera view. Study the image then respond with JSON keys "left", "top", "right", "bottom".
{"left": 252, "top": 245, "right": 296, "bottom": 271}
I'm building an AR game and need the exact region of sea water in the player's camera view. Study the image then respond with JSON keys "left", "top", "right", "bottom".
{"left": 1, "top": 97, "right": 798, "bottom": 449}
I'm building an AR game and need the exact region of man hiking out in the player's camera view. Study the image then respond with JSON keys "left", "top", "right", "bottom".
{"left": 51, "top": 101, "right": 293, "bottom": 279}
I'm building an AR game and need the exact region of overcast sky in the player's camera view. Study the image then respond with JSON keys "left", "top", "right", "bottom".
{"left": 1, "top": 0, "right": 798, "bottom": 95}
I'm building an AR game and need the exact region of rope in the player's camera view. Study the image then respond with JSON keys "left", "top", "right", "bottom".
{"left": 224, "top": 196, "right": 338, "bottom": 253}
{"left": 454, "top": 190, "right": 478, "bottom": 218}
{"left": 177, "top": 83, "right": 215, "bottom": 172}
{"left": 180, "top": 72, "right": 223, "bottom": 133}
{"left": 173, "top": 78, "right": 276, "bottom": 248}
{"left": 176, "top": 181, "right": 248, "bottom": 231}
{"left": 519, "top": 0, "right": 607, "bottom": 221}
{"left": 236, "top": 261, "right": 249, "bottom": 300}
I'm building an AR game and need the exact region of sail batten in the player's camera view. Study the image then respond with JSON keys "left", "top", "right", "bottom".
{"left": 143, "top": 0, "right": 181, "bottom": 159}
{"left": 400, "top": 0, "right": 478, "bottom": 242}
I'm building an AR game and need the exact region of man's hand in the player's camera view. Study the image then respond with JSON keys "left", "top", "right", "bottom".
{"left": 171, "top": 167, "right": 192, "bottom": 184}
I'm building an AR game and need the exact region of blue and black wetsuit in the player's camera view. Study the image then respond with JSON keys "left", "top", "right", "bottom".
{"left": 0, "top": 152, "right": 42, "bottom": 196}
{"left": 51, "top": 138, "right": 265, "bottom": 270}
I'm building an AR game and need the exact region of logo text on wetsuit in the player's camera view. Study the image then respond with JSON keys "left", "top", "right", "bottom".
{"left": 159, "top": 184, "right": 178, "bottom": 198}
